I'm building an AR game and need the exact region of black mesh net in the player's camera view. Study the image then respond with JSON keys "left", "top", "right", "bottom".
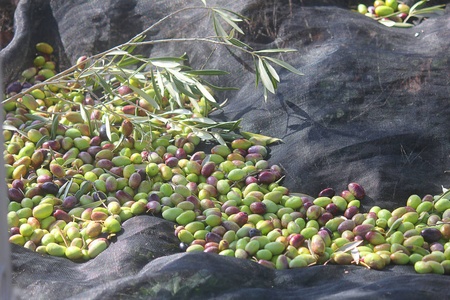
{"left": 1, "top": 0, "right": 449, "bottom": 299}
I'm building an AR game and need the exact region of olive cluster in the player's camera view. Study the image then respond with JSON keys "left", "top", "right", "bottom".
{"left": 4, "top": 43, "right": 450, "bottom": 275}
{"left": 357, "top": 0, "right": 411, "bottom": 22}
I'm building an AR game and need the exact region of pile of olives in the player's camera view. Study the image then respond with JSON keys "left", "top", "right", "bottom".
{"left": 4, "top": 43, "right": 450, "bottom": 274}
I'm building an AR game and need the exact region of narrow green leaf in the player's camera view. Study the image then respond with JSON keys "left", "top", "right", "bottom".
{"left": 127, "top": 84, "right": 160, "bottom": 110}
{"left": 228, "top": 38, "right": 253, "bottom": 50}
{"left": 335, "top": 240, "right": 364, "bottom": 254}
{"left": 258, "top": 58, "right": 275, "bottom": 94}
{"left": 24, "top": 114, "right": 48, "bottom": 122}
{"left": 214, "top": 9, "right": 244, "bottom": 34}
{"left": 117, "top": 56, "right": 144, "bottom": 68}
{"left": 263, "top": 86, "right": 268, "bottom": 102}
{"left": 150, "top": 67, "right": 163, "bottom": 105}
{"left": 263, "top": 60, "right": 280, "bottom": 82}
{"left": 75, "top": 181, "right": 90, "bottom": 200}
{"left": 62, "top": 158, "right": 76, "bottom": 167}
{"left": 264, "top": 56, "right": 304, "bottom": 76}
{"left": 379, "top": 19, "right": 396, "bottom": 27}
{"left": 150, "top": 60, "right": 181, "bottom": 68}
{"left": 79, "top": 104, "right": 89, "bottom": 123}
{"left": 94, "top": 71, "right": 113, "bottom": 95}
{"left": 214, "top": 8, "right": 249, "bottom": 21}
{"left": 56, "top": 180, "right": 69, "bottom": 198}
{"left": 159, "top": 109, "right": 192, "bottom": 116}
{"left": 35, "top": 135, "right": 50, "bottom": 149}
{"left": 51, "top": 115, "right": 59, "bottom": 140}
{"left": 212, "top": 12, "right": 231, "bottom": 44}
{"left": 212, "top": 132, "right": 227, "bottom": 146}
{"left": 79, "top": 200, "right": 104, "bottom": 209}
{"left": 172, "top": 78, "right": 198, "bottom": 100}
{"left": 156, "top": 69, "right": 166, "bottom": 98}
{"left": 165, "top": 68, "right": 196, "bottom": 84}
{"left": 188, "top": 97, "right": 201, "bottom": 114}
{"left": 219, "top": 132, "right": 244, "bottom": 141}
{"left": 240, "top": 131, "right": 282, "bottom": 144}
{"left": 150, "top": 56, "right": 186, "bottom": 62}
{"left": 105, "top": 50, "right": 129, "bottom": 56}
{"left": 393, "top": 22, "right": 415, "bottom": 28}
{"left": 195, "top": 81, "right": 217, "bottom": 103}
{"left": 201, "top": 0, "right": 206, "bottom": 6}
{"left": 113, "top": 134, "right": 125, "bottom": 152}
{"left": 409, "top": 0, "right": 426, "bottom": 12}
{"left": 114, "top": 74, "right": 127, "bottom": 83}
{"left": 23, "top": 122, "right": 46, "bottom": 132}
{"left": 202, "top": 80, "right": 238, "bottom": 91}
{"left": 63, "top": 178, "right": 74, "bottom": 200}
{"left": 104, "top": 114, "right": 112, "bottom": 141}
{"left": 254, "top": 49, "right": 298, "bottom": 53}
{"left": 184, "top": 117, "right": 217, "bottom": 124}
{"left": 191, "top": 128, "right": 214, "bottom": 140}
{"left": 184, "top": 70, "right": 229, "bottom": 76}
{"left": 253, "top": 58, "right": 260, "bottom": 89}
{"left": 2, "top": 124, "right": 26, "bottom": 137}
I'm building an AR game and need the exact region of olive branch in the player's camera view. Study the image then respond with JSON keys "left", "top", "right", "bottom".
{"left": 3, "top": 2, "right": 303, "bottom": 146}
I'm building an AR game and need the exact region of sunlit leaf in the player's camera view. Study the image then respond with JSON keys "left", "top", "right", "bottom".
{"left": 195, "top": 81, "right": 216, "bottom": 103}
{"left": 105, "top": 50, "right": 129, "bottom": 56}
{"left": 254, "top": 49, "right": 297, "bottom": 53}
{"left": 212, "top": 132, "right": 227, "bottom": 145}
{"left": 214, "top": 8, "right": 249, "bottom": 20}
{"left": 258, "top": 58, "right": 275, "bottom": 94}
{"left": 264, "top": 56, "right": 304, "bottom": 76}
{"left": 212, "top": 12, "right": 231, "bottom": 44}
{"left": 392, "top": 22, "right": 415, "bottom": 28}
{"left": 192, "top": 128, "right": 214, "bottom": 140}
{"left": 151, "top": 60, "right": 182, "bottom": 68}
{"left": 166, "top": 68, "right": 196, "bottom": 84}
{"left": 51, "top": 114, "right": 59, "bottom": 140}
{"left": 104, "top": 114, "right": 112, "bottom": 141}
{"left": 156, "top": 69, "right": 166, "bottom": 98}
{"left": 240, "top": 131, "right": 282, "bottom": 144}
{"left": 79, "top": 104, "right": 89, "bottom": 123}
{"left": 127, "top": 84, "right": 160, "bottom": 110}
{"left": 228, "top": 38, "right": 252, "bottom": 50}
{"left": 263, "top": 60, "right": 280, "bottom": 82}
{"left": 379, "top": 19, "right": 396, "bottom": 27}
{"left": 35, "top": 135, "right": 50, "bottom": 149}
{"left": 214, "top": 9, "right": 244, "bottom": 34}
{"left": 351, "top": 248, "right": 360, "bottom": 264}
{"left": 188, "top": 96, "right": 201, "bottom": 113}
{"left": 334, "top": 240, "right": 364, "bottom": 253}
{"left": 183, "top": 117, "right": 217, "bottom": 124}
{"left": 150, "top": 67, "right": 163, "bottom": 105}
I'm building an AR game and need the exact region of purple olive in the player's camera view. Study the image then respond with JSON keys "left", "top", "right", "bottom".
{"left": 62, "top": 196, "right": 78, "bottom": 209}
{"left": 421, "top": 228, "right": 443, "bottom": 243}
{"left": 318, "top": 188, "right": 335, "bottom": 198}
{"left": 348, "top": 183, "right": 365, "bottom": 200}
{"left": 344, "top": 206, "right": 359, "bottom": 219}
{"left": 8, "top": 188, "right": 24, "bottom": 202}
{"left": 250, "top": 202, "right": 267, "bottom": 214}
{"left": 6, "top": 82, "right": 23, "bottom": 94}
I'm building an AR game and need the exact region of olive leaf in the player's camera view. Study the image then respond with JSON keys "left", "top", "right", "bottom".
{"left": 104, "top": 114, "right": 112, "bottom": 142}
{"left": 2, "top": 124, "right": 28, "bottom": 137}
{"left": 334, "top": 240, "right": 364, "bottom": 254}
{"left": 240, "top": 131, "right": 282, "bottom": 144}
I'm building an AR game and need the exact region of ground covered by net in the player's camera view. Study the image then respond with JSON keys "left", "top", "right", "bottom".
{"left": 1, "top": 0, "right": 449, "bottom": 299}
